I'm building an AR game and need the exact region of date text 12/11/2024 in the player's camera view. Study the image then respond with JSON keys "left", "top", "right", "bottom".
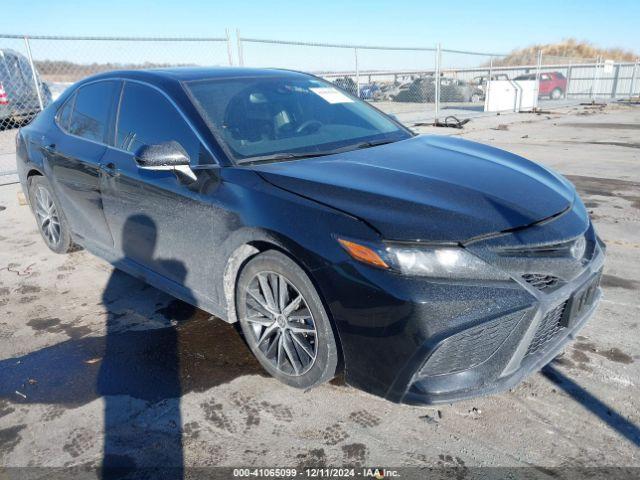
{"left": 232, "top": 468, "right": 398, "bottom": 478}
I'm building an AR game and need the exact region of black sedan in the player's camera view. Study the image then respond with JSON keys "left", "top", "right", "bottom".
{"left": 16, "top": 67, "right": 605, "bottom": 404}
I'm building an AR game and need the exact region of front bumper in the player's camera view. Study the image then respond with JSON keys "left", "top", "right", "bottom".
{"left": 314, "top": 213, "right": 605, "bottom": 404}
{"left": 402, "top": 250, "right": 604, "bottom": 404}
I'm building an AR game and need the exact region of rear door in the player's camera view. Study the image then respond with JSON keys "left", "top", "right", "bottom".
{"left": 47, "top": 80, "right": 120, "bottom": 249}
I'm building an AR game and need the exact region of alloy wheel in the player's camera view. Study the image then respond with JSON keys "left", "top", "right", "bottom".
{"left": 34, "top": 186, "right": 61, "bottom": 248}
{"left": 244, "top": 271, "right": 318, "bottom": 376}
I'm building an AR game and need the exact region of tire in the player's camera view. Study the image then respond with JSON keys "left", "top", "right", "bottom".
{"left": 28, "top": 176, "right": 73, "bottom": 254}
{"left": 236, "top": 250, "right": 339, "bottom": 389}
{"left": 550, "top": 88, "right": 563, "bottom": 100}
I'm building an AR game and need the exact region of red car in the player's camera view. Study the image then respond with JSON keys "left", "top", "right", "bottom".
{"left": 515, "top": 71, "right": 567, "bottom": 100}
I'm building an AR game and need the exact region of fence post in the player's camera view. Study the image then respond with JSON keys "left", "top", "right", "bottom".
{"left": 565, "top": 61, "right": 573, "bottom": 100}
{"left": 225, "top": 29, "right": 234, "bottom": 66}
{"left": 236, "top": 29, "right": 244, "bottom": 66}
{"left": 486, "top": 56, "right": 493, "bottom": 112}
{"left": 611, "top": 63, "right": 620, "bottom": 99}
{"left": 23, "top": 36, "right": 44, "bottom": 111}
{"left": 434, "top": 43, "right": 441, "bottom": 123}
{"left": 534, "top": 50, "right": 542, "bottom": 110}
{"left": 630, "top": 59, "right": 639, "bottom": 98}
{"left": 590, "top": 56, "right": 599, "bottom": 100}
{"left": 354, "top": 48, "right": 360, "bottom": 97}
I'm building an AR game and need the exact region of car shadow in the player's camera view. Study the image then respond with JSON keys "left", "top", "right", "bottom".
{"left": 542, "top": 365, "right": 640, "bottom": 448}
{"left": 0, "top": 214, "right": 264, "bottom": 479}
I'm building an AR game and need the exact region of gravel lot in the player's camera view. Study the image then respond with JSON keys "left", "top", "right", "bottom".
{"left": 0, "top": 103, "right": 639, "bottom": 477}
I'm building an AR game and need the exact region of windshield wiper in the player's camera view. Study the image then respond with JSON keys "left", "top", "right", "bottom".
{"left": 237, "top": 139, "right": 398, "bottom": 165}
{"left": 237, "top": 150, "right": 338, "bottom": 165}
{"left": 351, "top": 139, "right": 397, "bottom": 150}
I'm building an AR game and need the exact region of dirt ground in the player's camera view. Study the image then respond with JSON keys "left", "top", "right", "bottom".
{"left": 0, "top": 103, "right": 639, "bottom": 477}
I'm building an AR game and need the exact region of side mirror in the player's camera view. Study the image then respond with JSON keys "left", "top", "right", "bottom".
{"left": 134, "top": 141, "right": 190, "bottom": 169}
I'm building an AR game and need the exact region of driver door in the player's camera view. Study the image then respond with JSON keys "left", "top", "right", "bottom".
{"left": 100, "top": 80, "right": 220, "bottom": 301}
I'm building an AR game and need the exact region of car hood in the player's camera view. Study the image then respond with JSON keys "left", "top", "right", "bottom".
{"left": 252, "top": 135, "right": 575, "bottom": 242}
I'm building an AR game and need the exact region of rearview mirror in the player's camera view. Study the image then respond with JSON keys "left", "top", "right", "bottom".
{"left": 134, "top": 141, "right": 190, "bottom": 168}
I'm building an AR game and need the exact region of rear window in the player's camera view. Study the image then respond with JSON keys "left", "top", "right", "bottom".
{"left": 0, "top": 54, "right": 21, "bottom": 82}
{"left": 67, "top": 81, "right": 118, "bottom": 143}
{"left": 56, "top": 92, "right": 76, "bottom": 131}
{"left": 0, "top": 53, "right": 10, "bottom": 79}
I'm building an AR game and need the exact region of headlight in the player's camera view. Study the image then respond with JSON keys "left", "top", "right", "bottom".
{"left": 386, "top": 245, "right": 509, "bottom": 280}
{"left": 337, "top": 237, "right": 509, "bottom": 280}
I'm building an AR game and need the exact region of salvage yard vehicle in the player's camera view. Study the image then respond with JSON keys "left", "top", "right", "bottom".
{"left": 394, "top": 76, "right": 435, "bottom": 102}
{"left": 332, "top": 76, "right": 358, "bottom": 96}
{"left": 16, "top": 67, "right": 605, "bottom": 404}
{"left": 359, "top": 83, "right": 382, "bottom": 101}
{"left": 394, "top": 76, "right": 481, "bottom": 103}
{"left": 471, "top": 73, "right": 510, "bottom": 101}
{"left": 472, "top": 73, "right": 510, "bottom": 86}
{"left": 0, "top": 48, "right": 52, "bottom": 128}
{"left": 515, "top": 71, "right": 567, "bottom": 99}
{"left": 439, "top": 78, "right": 480, "bottom": 103}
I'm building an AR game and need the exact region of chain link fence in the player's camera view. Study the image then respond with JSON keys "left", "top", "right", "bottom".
{"left": 434, "top": 47, "right": 508, "bottom": 123}
{"left": 236, "top": 35, "right": 639, "bottom": 125}
{"left": 1, "top": 32, "right": 639, "bottom": 181}
{"left": 236, "top": 35, "right": 438, "bottom": 125}
{"left": 1, "top": 34, "right": 232, "bottom": 182}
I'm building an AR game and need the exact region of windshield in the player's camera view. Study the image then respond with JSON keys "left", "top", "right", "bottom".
{"left": 185, "top": 75, "right": 412, "bottom": 163}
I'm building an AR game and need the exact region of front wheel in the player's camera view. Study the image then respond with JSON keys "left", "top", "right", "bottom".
{"left": 550, "top": 88, "right": 563, "bottom": 100}
{"left": 236, "top": 250, "right": 339, "bottom": 389}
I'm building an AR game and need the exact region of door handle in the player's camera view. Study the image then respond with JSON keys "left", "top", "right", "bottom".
{"left": 99, "top": 162, "right": 119, "bottom": 177}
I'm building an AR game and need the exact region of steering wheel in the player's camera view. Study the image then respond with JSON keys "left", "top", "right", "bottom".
{"left": 295, "top": 120, "right": 323, "bottom": 135}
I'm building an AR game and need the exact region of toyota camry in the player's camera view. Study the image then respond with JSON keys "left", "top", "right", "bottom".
{"left": 16, "top": 67, "right": 605, "bottom": 404}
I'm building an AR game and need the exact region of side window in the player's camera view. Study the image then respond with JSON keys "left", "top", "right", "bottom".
{"left": 68, "top": 81, "right": 117, "bottom": 143}
{"left": 116, "top": 82, "right": 203, "bottom": 163}
{"left": 2, "top": 55, "right": 21, "bottom": 83}
{"left": 56, "top": 92, "right": 76, "bottom": 131}
{"left": 17, "top": 56, "right": 34, "bottom": 85}
{"left": 540, "top": 74, "right": 551, "bottom": 81}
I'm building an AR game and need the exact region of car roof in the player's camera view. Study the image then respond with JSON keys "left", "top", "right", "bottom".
{"left": 80, "top": 66, "right": 312, "bottom": 87}
{"left": 0, "top": 48, "right": 26, "bottom": 59}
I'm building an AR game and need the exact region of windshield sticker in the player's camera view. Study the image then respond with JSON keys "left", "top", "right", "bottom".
{"left": 309, "top": 87, "right": 354, "bottom": 104}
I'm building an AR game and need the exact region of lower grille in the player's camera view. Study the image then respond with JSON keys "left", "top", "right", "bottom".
{"left": 526, "top": 301, "right": 568, "bottom": 356}
{"left": 420, "top": 310, "right": 525, "bottom": 376}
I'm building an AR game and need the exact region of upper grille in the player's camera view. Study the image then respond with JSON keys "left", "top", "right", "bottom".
{"left": 497, "top": 235, "right": 585, "bottom": 258}
{"left": 420, "top": 310, "right": 525, "bottom": 377}
{"left": 522, "top": 273, "right": 563, "bottom": 292}
{"left": 526, "top": 301, "right": 568, "bottom": 356}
